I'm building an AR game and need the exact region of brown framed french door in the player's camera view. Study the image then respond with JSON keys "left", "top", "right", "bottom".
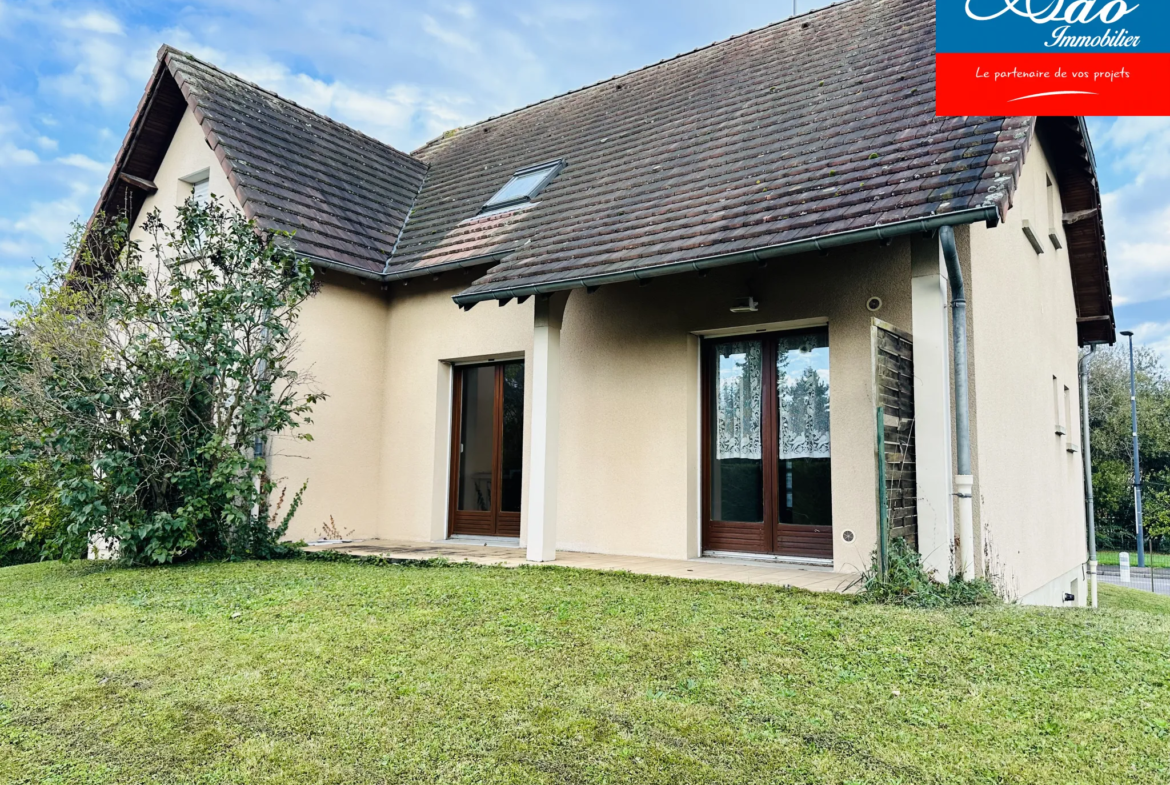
{"left": 702, "top": 328, "right": 833, "bottom": 559}
{"left": 449, "top": 362, "right": 524, "bottom": 538}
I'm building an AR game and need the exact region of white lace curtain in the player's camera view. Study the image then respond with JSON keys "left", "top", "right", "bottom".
{"left": 715, "top": 341, "right": 762, "bottom": 460}
{"left": 715, "top": 338, "right": 831, "bottom": 462}
{"left": 777, "top": 339, "right": 830, "bottom": 460}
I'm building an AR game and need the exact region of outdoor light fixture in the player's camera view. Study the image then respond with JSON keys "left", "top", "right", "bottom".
{"left": 729, "top": 296, "right": 758, "bottom": 313}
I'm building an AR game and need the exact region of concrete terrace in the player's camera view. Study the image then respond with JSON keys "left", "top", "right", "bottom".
{"left": 305, "top": 538, "right": 859, "bottom": 593}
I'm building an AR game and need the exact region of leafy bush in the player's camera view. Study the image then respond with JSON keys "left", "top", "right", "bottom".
{"left": 0, "top": 459, "right": 70, "bottom": 567}
{"left": 0, "top": 200, "right": 321, "bottom": 564}
{"left": 1085, "top": 345, "right": 1170, "bottom": 551}
{"left": 0, "top": 331, "right": 73, "bottom": 566}
{"left": 857, "top": 538, "right": 1000, "bottom": 608}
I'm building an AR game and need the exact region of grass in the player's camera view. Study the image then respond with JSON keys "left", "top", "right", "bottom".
{"left": 1, "top": 559, "right": 1169, "bottom": 784}
{"left": 1096, "top": 550, "right": 1170, "bottom": 568}
{"left": 1099, "top": 582, "right": 1170, "bottom": 616}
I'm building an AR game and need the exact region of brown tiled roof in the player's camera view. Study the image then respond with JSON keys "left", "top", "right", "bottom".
{"left": 392, "top": 0, "right": 1031, "bottom": 302}
{"left": 92, "top": 46, "right": 428, "bottom": 275}
{"left": 90, "top": 0, "right": 1113, "bottom": 343}
{"left": 165, "top": 48, "right": 429, "bottom": 273}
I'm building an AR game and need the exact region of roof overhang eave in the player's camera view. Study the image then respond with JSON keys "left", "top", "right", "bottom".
{"left": 451, "top": 205, "right": 1001, "bottom": 306}
{"left": 381, "top": 249, "right": 518, "bottom": 283}
{"left": 308, "top": 248, "right": 516, "bottom": 283}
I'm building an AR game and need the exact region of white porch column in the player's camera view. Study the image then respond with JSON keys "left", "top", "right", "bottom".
{"left": 526, "top": 292, "right": 568, "bottom": 562}
{"left": 911, "top": 236, "right": 955, "bottom": 579}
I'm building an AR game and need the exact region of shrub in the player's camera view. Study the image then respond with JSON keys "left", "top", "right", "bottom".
{"left": 856, "top": 538, "right": 1000, "bottom": 608}
{"left": 0, "top": 200, "right": 322, "bottom": 564}
{"left": 1085, "top": 345, "right": 1170, "bottom": 551}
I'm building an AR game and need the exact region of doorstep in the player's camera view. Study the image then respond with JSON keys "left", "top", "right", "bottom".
{"left": 305, "top": 538, "right": 858, "bottom": 594}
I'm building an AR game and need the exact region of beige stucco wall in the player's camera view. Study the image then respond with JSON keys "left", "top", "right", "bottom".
{"left": 378, "top": 273, "right": 535, "bottom": 543}
{"left": 267, "top": 272, "right": 389, "bottom": 542}
{"left": 126, "top": 109, "right": 240, "bottom": 267}
{"left": 127, "top": 108, "right": 393, "bottom": 543}
{"left": 376, "top": 242, "right": 913, "bottom": 572}
{"left": 137, "top": 107, "right": 1088, "bottom": 597}
{"left": 968, "top": 137, "right": 1087, "bottom": 600}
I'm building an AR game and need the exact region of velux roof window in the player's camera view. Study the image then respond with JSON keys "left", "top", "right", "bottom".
{"left": 481, "top": 159, "right": 564, "bottom": 213}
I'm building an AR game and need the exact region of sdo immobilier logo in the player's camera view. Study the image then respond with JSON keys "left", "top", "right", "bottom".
{"left": 936, "top": 0, "right": 1170, "bottom": 115}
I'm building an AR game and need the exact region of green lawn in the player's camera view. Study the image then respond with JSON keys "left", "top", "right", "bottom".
{"left": 2, "top": 559, "right": 1169, "bottom": 785}
{"left": 1095, "top": 550, "right": 1170, "bottom": 568}
{"left": 1099, "top": 582, "right": 1170, "bottom": 616}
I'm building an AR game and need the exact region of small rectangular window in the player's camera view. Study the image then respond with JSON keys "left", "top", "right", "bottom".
{"left": 481, "top": 159, "right": 564, "bottom": 213}
{"left": 179, "top": 167, "right": 211, "bottom": 207}
{"left": 192, "top": 177, "right": 210, "bottom": 206}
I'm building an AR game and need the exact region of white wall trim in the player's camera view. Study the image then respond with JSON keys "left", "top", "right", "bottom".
{"left": 440, "top": 363, "right": 454, "bottom": 540}
{"left": 447, "top": 350, "right": 525, "bottom": 366}
{"left": 691, "top": 316, "right": 829, "bottom": 338}
{"left": 687, "top": 333, "right": 702, "bottom": 559}
{"left": 178, "top": 167, "right": 210, "bottom": 184}
{"left": 429, "top": 361, "right": 456, "bottom": 542}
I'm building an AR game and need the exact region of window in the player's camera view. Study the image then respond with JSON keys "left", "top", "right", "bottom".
{"left": 179, "top": 168, "right": 211, "bottom": 206}
{"left": 1065, "top": 385, "right": 1078, "bottom": 453}
{"left": 703, "top": 328, "right": 833, "bottom": 559}
{"left": 481, "top": 159, "right": 564, "bottom": 213}
{"left": 449, "top": 362, "right": 525, "bottom": 538}
{"left": 192, "top": 177, "right": 210, "bottom": 206}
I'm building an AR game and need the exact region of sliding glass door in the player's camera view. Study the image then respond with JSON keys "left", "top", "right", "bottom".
{"left": 450, "top": 362, "right": 524, "bottom": 537}
{"left": 703, "top": 329, "right": 832, "bottom": 559}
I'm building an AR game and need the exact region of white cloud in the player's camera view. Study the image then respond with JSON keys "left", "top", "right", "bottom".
{"left": 0, "top": 106, "right": 40, "bottom": 165}
{"left": 62, "top": 10, "right": 124, "bottom": 35}
{"left": 56, "top": 152, "right": 108, "bottom": 173}
{"left": 0, "top": 142, "right": 38, "bottom": 166}
{"left": 1131, "top": 321, "right": 1170, "bottom": 367}
{"left": 1094, "top": 118, "right": 1170, "bottom": 307}
{"left": 0, "top": 179, "right": 93, "bottom": 255}
{"left": 448, "top": 2, "right": 476, "bottom": 20}
{"left": 41, "top": 38, "right": 142, "bottom": 106}
{"left": 21, "top": 3, "right": 155, "bottom": 109}
{"left": 422, "top": 15, "right": 480, "bottom": 53}
{"left": 0, "top": 263, "right": 39, "bottom": 321}
{"left": 171, "top": 44, "right": 476, "bottom": 147}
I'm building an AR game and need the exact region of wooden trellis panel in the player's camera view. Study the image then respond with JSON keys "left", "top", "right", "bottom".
{"left": 872, "top": 320, "right": 918, "bottom": 549}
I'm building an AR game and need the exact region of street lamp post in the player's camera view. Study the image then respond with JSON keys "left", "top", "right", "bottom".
{"left": 1120, "top": 330, "right": 1145, "bottom": 569}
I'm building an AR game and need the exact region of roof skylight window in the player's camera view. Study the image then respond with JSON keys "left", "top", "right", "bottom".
{"left": 481, "top": 159, "right": 564, "bottom": 213}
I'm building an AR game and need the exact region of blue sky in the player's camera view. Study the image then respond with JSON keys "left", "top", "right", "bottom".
{"left": 0, "top": 0, "right": 1166, "bottom": 359}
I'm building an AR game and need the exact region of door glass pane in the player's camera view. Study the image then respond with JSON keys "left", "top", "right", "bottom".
{"left": 458, "top": 366, "right": 495, "bottom": 511}
{"left": 711, "top": 341, "right": 764, "bottom": 522}
{"left": 500, "top": 363, "right": 524, "bottom": 512}
{"left": 776, "top": 330, "right": 832, "bottom": 527}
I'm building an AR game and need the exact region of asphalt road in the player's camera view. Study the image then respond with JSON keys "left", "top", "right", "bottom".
{"left": 1097, "top": 564, "right": 1170, "bottom": 596}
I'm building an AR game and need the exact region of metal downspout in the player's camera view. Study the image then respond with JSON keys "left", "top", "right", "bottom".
{"left": 940, "top": 226, "right": 975, "bottom": 580}
{"left": 1080, "top": 346, "right": 1099, "bottom": 608}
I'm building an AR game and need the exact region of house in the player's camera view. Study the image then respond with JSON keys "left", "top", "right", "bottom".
{"left": 88, "top": 0, "right": 1113, "bottom": 605}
